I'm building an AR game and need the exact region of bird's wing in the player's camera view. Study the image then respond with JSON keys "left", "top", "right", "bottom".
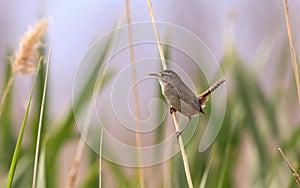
{"left": 177, "top": 87, "right": 202, "bottom": 113}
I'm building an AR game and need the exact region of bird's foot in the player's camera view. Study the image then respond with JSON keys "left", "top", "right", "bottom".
{"left": 170, "top": 107, "right": 177, "bottom": 115}
{"left": 176, "top": 130, "right": 182, "bottom": 138}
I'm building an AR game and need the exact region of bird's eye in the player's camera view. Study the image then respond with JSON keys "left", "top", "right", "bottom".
{"left": 163, "top": 75, "right": 169, "bottom": 81}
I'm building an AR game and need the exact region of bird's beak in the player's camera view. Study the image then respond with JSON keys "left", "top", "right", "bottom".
{"left": 148, "top": 73, "right": 159, "bottom": 77}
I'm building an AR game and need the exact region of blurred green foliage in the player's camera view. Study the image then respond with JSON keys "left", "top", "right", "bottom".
{"left": 1, "top": 31, "right": 300, "bottom": 188}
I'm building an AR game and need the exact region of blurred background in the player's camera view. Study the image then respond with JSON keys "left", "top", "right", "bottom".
{"left": 1, "top": 0, "right": 300, "bottom": 187}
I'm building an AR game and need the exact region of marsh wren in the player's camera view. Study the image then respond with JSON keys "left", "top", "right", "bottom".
{"left": 149, "top": 70, "right": 225, "bottom": 137}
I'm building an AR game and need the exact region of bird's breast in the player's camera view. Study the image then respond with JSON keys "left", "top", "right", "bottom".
{"left": 159, "top": 82, "right": 179, "bottom": 106}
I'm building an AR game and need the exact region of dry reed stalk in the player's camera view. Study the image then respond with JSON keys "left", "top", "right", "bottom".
{"left": 125, "top": 1, "right": 145, "bottom": 187}
{"left": 172, "top": 113, "right": 194, "bottom": 188}
{"left": 67, "top": 137, "right": 86, "bottom": 188}
{"left": 278, "top": 148, "right": 300, "bottom": 185}
{"left": 67, "top": 102, "right": 93, "bottom": 188}
{"left": 66, "top": 135, "right": 87, "bottom": 188}
{"left": 146, "top": 0, "right": 167, "bottom": 70}
{"left": 67, "top": 24, "right": 120, "bottom": 186}
{"left": 146, "top": 1, "right": 193, "bottom": 187}
{"left": 283, "top": 0, "right": 300, "bottom": 103}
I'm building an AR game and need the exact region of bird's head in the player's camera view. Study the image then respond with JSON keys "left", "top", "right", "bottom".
{"left": 149, "top": 70, "right": 181, "bottom": 85}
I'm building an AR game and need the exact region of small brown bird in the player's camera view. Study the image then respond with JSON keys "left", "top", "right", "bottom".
{"left": 149, "top": 70, "right": 225, "bottom": 137}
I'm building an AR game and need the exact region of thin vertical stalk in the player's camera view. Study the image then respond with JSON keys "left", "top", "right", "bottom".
{"left": 99, "top": 128, "right": 103, "bottom": 188}
{"left": 67, "top": 104, "right": 92, "bottom": 188}
{"left": 217, "top": 140, "right": 230, "bottom": 188}
{"left": 172, "top": 113, "right": 194, "bottom": 188}
{"left": 0, "top": 73, "right": 15, "bottom": 118}
{"left": 125, "top": 0, "right": 145, "bottom": 187}
{"left": 6, "top": 57, "right": 42, "bottom": 188}
{"left": 146, "top": 1, "right": 193, "bottom": 187}
{"left": 199, "top": 145, "right": 216, "bottom": 188}
{"left": 163, "top": 159, "right": 171, "bottom": 188}
{"left": 278, "top": 148, "right": 300, "bottom": 185}
{"left": 32, "top": 46, "right": 51, "bottom": 188}
{"left": 146, "top": 0, "right": 167, "bottom": 70}
{"left": 283, "top": 0, "right": 300, "bottom": 103}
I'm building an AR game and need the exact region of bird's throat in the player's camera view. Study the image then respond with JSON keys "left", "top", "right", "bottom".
{"left": 158, "top": 80, "right": 168, "bottom": 93}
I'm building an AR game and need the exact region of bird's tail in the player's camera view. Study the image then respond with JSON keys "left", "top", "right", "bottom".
{"left": 198, "top": 77, "right": 225, "bottom": 108}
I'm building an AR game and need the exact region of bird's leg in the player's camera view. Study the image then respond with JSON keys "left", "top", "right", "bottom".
{"left": 170, "top": 106, "right": 177, "bottom": 114}
{"left": 176, "top": 117, "right": 191, "bottom": 138}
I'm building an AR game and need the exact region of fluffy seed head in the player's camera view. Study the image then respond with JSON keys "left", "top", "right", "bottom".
{"left": 13, "top": 18, "right": 50, "bottom": 75}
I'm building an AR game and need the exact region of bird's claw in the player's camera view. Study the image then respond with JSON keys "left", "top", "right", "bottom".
{"left": 170, "top": 107, "right": 177, "bottom": 115}
{"left": 176, "top": 131, "right": 182, "bottom": 138}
